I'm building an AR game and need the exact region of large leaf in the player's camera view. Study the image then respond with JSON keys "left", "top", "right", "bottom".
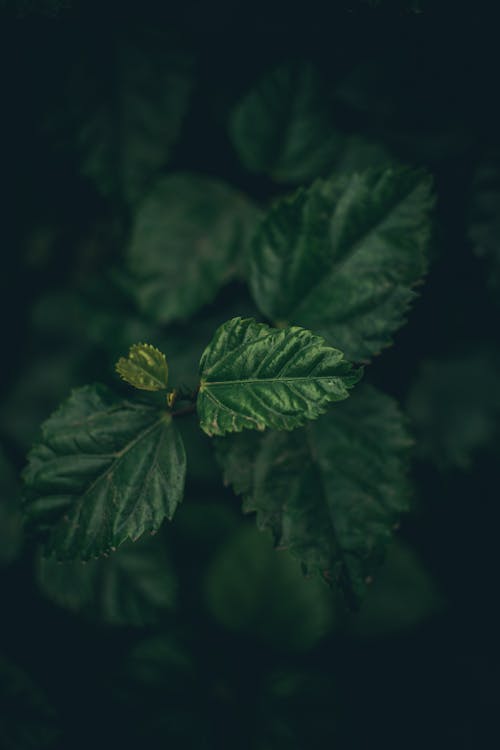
{"left": 216, "top": 385, "right": 412, "bottom": 606}
{"left": 229, "top": 62, "right": 343, "bottom": 184}
{"left": 127, "top": 173, "right": 261, "bottom": 324}
{"left": 23, "top": 385, "right": 186, "bottom": 560}
{"left": 65, "top": 29, "right": 193, "bottom": 205}
{"left": 36, "top": 534, "right": 177, "bottom": 626}
{"left": 205, "top": 525, "right": 333, "bottom": 650}
{"left": 250, "top": 167, "right": 434, "bottom": 361}
{"left": 197, "top": 317, "right": 360, "bottom": 436}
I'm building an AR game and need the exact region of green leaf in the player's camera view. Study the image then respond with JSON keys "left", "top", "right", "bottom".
{"left": 65, "top": 29, "right": 193, "bottom": 205}
{"left": 197, "top": 317, "right": 360, "bottom": 436}
{"left": 205, "top": 525, "right": 333, "bottom": 650}
{"left": 36, "top": 534, "right": 176, "bottom": 626}
{"left": 216, "top": 385, "right": 412, "bottom": 606}
{"left": 127, "top": 173, "right": 261, "bottom": 324}
{"left": 0, "top": 654, "right": 59, "bottom": 750}
{"left": 229, "top": 62, "right": 343, "bottom": 184}
{"left": 250, "top": 167, "right": 434, "bottom": 361}
{"left": 115, "top": 343, "right": 169, "bottom": 391}
{"left": 23, "top": 385, "right": 186, "bottom": 560}
{"left": 0, "top": 447, "right": 24, "bottom": 566}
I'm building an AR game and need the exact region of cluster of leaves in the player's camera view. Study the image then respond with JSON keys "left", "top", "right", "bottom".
{"left": 19, "top": 54, "right": 436, "bottom": 609}
{"left": 11, "top": 10, "right": 500, "bottom": 745}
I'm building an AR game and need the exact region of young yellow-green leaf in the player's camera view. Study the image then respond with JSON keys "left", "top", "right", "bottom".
{"left": 115, "top": 343, "right": 168, "bottom": 391}
{"left": 36, "top": 534, "right": 177, "bottom": 626}
{"left": 216, "top": 385, "right": 412, "bottom": 607}
{"left": 229, "top": 62, "right": 343, "bottom": 184}
{"left": 127, "top": 173, "right": 261, "bottom": 324}
{"left": 197, "top": 317, "right": 361, "bottom": 437}
{"left": 250, "top": 167, "right": 434, "bottom": 361}
{"left": 22, "top": 385, "right": 186, "bottom": 561}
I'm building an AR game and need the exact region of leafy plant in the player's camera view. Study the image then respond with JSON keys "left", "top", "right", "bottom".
{"left": 22, "top": 137, "right": 434, "bottom": 605}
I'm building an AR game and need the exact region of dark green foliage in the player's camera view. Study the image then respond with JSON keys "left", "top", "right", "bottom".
{"left": 23, "top": 386, "right": 186, "bottom": 559}
{"left": 249, "top": 167, "right": 434, "bottom": 360}
{"left": 2, "top": 10, "right": 498, "bottom": 749}
{"left": 216, "top": 386, "right": 412, "bottom": 606}
{"left": 36, "top": 534, "right": 177, "bottom": 626}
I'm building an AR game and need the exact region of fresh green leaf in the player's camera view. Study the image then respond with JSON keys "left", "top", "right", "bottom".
{"left": 36, "top": 534, "right": 176, "bottom": 626}
{"left": 115, "top": 343, "right": 169, "bottom": 391}
{"left": 197, "top": 317, "right": 360, "bottom": 436}
{"left": 64, "top": 29, "right": 193, "bottom": 205}
{"left": 0, "top": 655, "right": 59, "bottom": 750}
{"left": 0, "top": 447, "right": 23, "bottom": 565}
{"left": 216, "top": 385, "right": 412, "bottom": 606}
{"left": 127, "top": 173, "right": 261, "bottom": 324}
{"left": 229, "top": 62, "right": 343, "bottom": 184}
{"left": 23, "top": 385, "right": 186, "bottom": 560}
{"left": 205, "top": 525, "right": 333, "bottom": 650}
{"left": 250, "top": 167, "right": 434, "bottom": 361}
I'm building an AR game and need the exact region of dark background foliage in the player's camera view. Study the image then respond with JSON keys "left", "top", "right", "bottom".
{"left": 1, "top": 2, "right": 499, "bottom": 748}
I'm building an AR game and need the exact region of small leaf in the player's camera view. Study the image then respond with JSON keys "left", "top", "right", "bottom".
{"left": 216, "top": 385, "right": 412, "bottom": 606}
{"left": 197, "top": 317, "right": 360, "bottom": 436}
{"left": 250, "top": 167, "right": 434, "bottom": 361}
{"left": 127, "top": 173, "right": 261, "bottom": 324}
{"left": 205, "top": 525, "right": 333, "bottom": 650}
{"left": 115, "top": 343, "right": 169, "bottom": 391}
{"left": 36, "top": 534, "right": 177, "bottom": 626}
{"left": 23, "top": 385, "right": 186, "bottom": 560}
{"left": 229, "top": 62, "right": 343, "bottom": 184}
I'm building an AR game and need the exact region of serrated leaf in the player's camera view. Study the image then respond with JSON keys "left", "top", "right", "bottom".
{"left": 127, "top": 173, "right": 261, "bottom": 324}
{"left": 205, "top": 525, "right": 333, "bottom": 650}
{"left": 229, "top": 62, "right": 343, "bottom": 184}
{"left": 116, "top": 343, "right": 168, "bottom": 391}
{"left": 63, "top": 29, "right": 193, "bottom": 205}
{"left": 216, "top": 385, "right": 412, "bottom": 606}
{"left": 36, "top": 534, "right": 176, "bottom": 626}
{"left": 250, "top": 167, "right": 434, "bottom": 361}
{"left": 197, "top": 317, "right": 360, "bottom": 436}
{"left": 23, "top": 385, "right": 186, "bottom": 560}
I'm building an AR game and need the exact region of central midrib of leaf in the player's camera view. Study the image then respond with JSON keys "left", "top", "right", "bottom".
{"left": 71, "top": 416, "right": 165, "bottom": 501}
{"left": 200, "top": 375, "right": 343, "bottom": 387}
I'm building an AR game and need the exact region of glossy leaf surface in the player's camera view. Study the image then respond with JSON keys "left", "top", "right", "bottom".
{"left": 198, "top": 317, "right": 360, "bottom": 436}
